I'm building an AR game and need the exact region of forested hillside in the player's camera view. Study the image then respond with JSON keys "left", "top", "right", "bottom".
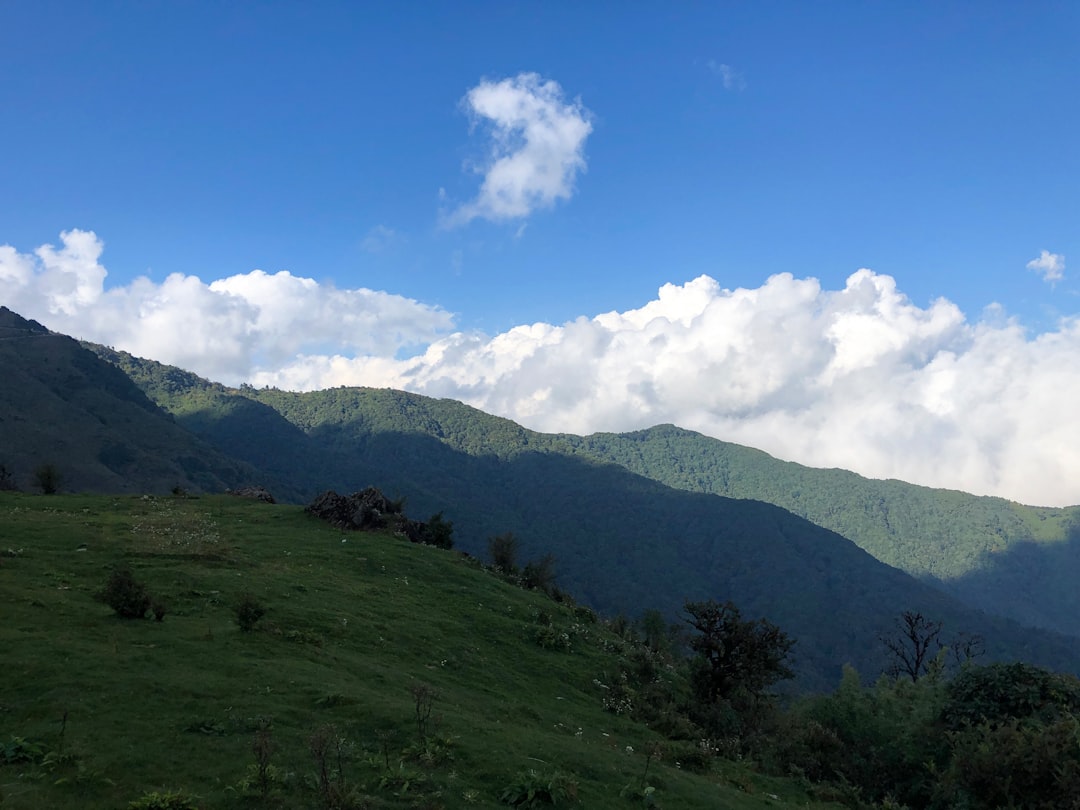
{"left": 0, "top": 308, "right": 269, "bottom": 496}
{"left": 555, "top": 425, "right": 1080, "bottom": 638}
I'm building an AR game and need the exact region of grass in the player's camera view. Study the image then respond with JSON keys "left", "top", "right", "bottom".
{"left": 0, "top": 492, "right": 844, "bottom": 809}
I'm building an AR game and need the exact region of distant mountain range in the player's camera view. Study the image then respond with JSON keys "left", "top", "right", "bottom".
{"left": 1, "top": 305, "right": 1077, "bottom": 688}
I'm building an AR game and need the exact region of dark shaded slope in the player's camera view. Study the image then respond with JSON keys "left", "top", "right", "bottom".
{"left": 0, "top": 309, "right": 267, "bottom": 495}
{"left": 554, "top": 425, "right": 1080, "bottom": 637}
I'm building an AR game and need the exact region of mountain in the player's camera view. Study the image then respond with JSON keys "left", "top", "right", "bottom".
{"left": 81, "top": 345, "right": 1080, "bottom": 688}
{"left": 0, "top": 307, "right": 287, "bottom": 498}
{"left": 90, "top": 345, "right": 1080, "bottom": 640}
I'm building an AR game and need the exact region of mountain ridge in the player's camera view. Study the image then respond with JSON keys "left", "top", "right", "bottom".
{"left": 71, "top": 342, "right": 1080, "bottom": 685}
{"left": 3, "top": 309, "right": 1077, "bottom": 687}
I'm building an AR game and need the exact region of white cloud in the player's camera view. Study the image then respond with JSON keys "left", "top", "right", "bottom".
{"left": 444, "top": 72, "right": 593, "bottom": 227}
{"left": 7, "top": 230, "right": 1080, "bottom": 506}
{"left": 0, "top": 230, "right": 454, "bottom": 383}
{"left": 707, "top": 60, "right": 746, "bottom": 91}
{"left": 1027, "top": 249, "right": 1065, "bottom": 283}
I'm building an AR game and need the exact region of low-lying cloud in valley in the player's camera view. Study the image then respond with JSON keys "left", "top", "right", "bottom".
{"left": 3, "top": 229, "right": 1079, "bottom": 507}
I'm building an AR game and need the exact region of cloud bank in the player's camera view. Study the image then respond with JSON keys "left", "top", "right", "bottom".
{"left": 444, "top": 72, "right": 593, "bottom": 226}
{"left": 0, "top": 230, "right": 454, "bottom": 383}
{"left": 4, "top": 230, "right": 1080, "bottom": 506}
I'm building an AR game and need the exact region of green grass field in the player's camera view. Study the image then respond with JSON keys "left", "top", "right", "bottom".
{"left": 0, "top": 492, "right": 843, "bottom": 809}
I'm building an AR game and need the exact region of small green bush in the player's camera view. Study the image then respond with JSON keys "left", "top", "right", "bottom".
{"left": 235, "top": 594, "right": 266, "bottom": 632}
{"left": 97, "top": 569, "right": 152, "bottom": 619}
{"left": 1, "top": 735, "right": 45, "bottom": 764}
{"left": 424, "top": 511, "right": 454, "bottom": 549}
{"left": 500, "top": 769, "right": 578, "bottom": 806}
{"left": 936, "top": 715, "right": 1080, "bottom": 808}
{"left": 942, "top": 662, "right": 1080, "bottom": 730}
{"left": 534, "top": 625, "right": 571, "bottom": 652}
{"left": 33, "top": 463, "right": 62, "bottom": 495}
{"left": 521, "top": 554, "right": 557, "bottom": 594}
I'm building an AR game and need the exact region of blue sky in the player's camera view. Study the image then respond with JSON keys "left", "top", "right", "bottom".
{"left": 2, "top": 2, "right": 1079, "bottom": 504}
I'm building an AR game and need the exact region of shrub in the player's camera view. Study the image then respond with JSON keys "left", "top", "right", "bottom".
{"left": 97, "top": 569, "right": 152, "bottom": 619}
{"left": 0, "top": 463, "right": 17, "bottom": 491}
{"left": 33, "top": 463, "right": 62, "bottom": 495}
{"left": 308, "top": 723, "right": 353, "bottom": 809}
{"left": 1, "top": 735, "right": 45, "bottom": 764}
{"left": 941, "top": 662, "right": 1080, "bottom": 731}
{"left": 936, "top": 715, "right": 1080, "bottom": 809}
{"left": 794, "top": 666, "right": 948, "bottom": 807}
{"left": 410, "top": 683, "right": 437, "bottom": 745}
{"left": 235, "top": 594, "right": 266, "bottom": 632}
{"left": 534, "top": 625, "right": 572, "bottom": 652}
{"left": 488, "top": 532, "right": 520, "bottom": 576}
{"left": 521, "top": 554, "right": 557, "bottom": 594}
{"left": 424, "top": 511, "right": 454, "bottom": 549}
{"left": 500, "top": 769, "right": 578, "bottom": 806}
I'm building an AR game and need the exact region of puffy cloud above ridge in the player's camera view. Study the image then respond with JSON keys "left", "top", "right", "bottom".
{"left": 4, "top": 229, "right": 1080, "bottom": 506}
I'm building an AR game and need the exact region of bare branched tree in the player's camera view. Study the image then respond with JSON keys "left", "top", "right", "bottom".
{"left": 882, "top": 610, "right": 943, "bottom": 682}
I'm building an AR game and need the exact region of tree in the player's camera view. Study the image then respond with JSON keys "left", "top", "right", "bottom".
{"left": 33, "top": 463, "right": 62, "bottom": 495}
{"left": 424, "top": 511, "right": 454, "bottom": 549}
{"left": 0, "top": 463, "right": 16, "bottom": 491}
{"left": 949, "top": 630, "right": 986, "bottom": 669}
{"left": 683, "top": 599, "right": 795, "bottom": 716}
{"left": 881, "top": 611, "right": 943, "bottom": 682}
{"left": 639, "top": 609, "right": 671, "bottom": 653}
{"left": 521, "top": 553, "right": 557, "bottom": 594}
{"left": 488, "top": 532, "right": 520, "bottom": 576}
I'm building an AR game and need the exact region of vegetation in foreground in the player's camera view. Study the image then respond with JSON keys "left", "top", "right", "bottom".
{"left": 0, "top": 492, "right": 844, "bottom": 810}
{"left": 5, "top": 491, "right": 1080, "bottom": 809}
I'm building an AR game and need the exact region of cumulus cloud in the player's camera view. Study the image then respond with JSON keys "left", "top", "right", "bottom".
{"left": 1027, "top": 249, "right": 1065, "bottom": 283}
{"left": 6, "top": 230, "right": 1080, "bottom": 506}
{"left": 707, "top": 60, "right": 746, "bottom": 91}
{"left": 444, "top": 72, "right": 593, "bottom": 226}
{"left": 0, "top": 230, "right": 454, "bottom": 383}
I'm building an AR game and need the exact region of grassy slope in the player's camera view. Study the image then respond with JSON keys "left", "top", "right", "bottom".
{"left": 0, "top": 492, "right": 840, "bottom": 810}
